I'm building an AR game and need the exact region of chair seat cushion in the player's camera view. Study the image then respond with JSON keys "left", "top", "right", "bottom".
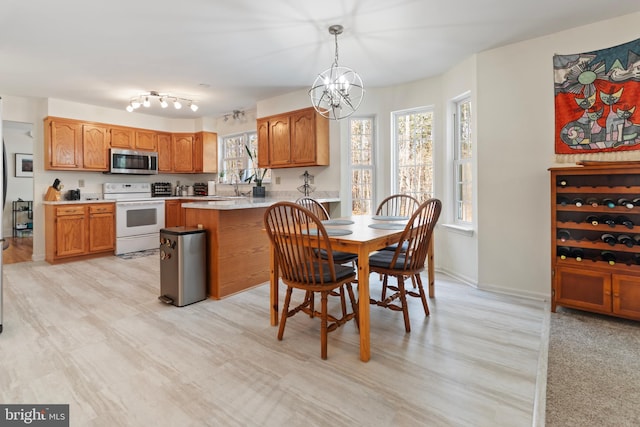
{"left": 299, "top": 262, "right": 356, "bottom": 283}
{"left": 369, "top": 251, "right": 409, "bottom": 270}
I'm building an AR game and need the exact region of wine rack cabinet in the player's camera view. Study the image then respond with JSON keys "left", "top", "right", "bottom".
{"left": 550, "top": 163, "right": 640, "bottom": 320}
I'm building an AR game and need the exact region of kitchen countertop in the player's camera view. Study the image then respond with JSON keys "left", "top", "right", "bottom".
{"left": 43, "top": 195, "right": 341, "bottom": 207}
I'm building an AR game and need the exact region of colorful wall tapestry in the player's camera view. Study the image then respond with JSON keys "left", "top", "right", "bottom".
{"left": 554, "top": 38, "right": 640, "bottom": 161}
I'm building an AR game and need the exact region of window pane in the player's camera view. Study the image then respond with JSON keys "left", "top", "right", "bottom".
{"left": 349, "top": 117, "right": 374, "bottom": 215}
{"left": 395, "top": 109, "right": 434, "bottom": 203}
{"left": 454, "top": 96, "right": 472, "bottom": 223}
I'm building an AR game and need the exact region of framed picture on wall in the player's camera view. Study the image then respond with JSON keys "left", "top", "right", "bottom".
{"left": 15, "top": 153, "right": 33, "bottom": 178}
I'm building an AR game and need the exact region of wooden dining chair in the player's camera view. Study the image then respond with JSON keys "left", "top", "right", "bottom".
{"left": 296, "top": 197, "right": 330, "bottom": 221}
{"left": 368, "top": 198, "right": 442, "bottom": 332}
{"left": 264, "top": 202, "right": 359, "bottom": 359}
{"left": 376, "top": 194, "right": 421, "bottom": 252}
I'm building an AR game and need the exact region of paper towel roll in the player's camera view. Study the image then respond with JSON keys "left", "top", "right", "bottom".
{"left": 208, "top": 181, "right": 217, "bottom": 196}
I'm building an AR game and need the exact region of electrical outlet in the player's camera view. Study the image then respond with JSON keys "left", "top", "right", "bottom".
{"left": 275, "top": 176, "right": 281, "bottom": 185}
{"left": 78, "top": 179, "right": 85, "bottom": 187}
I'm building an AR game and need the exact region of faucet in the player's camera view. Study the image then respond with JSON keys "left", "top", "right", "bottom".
{"left": 232, "top": 173, "right": 241, "bottom": 196}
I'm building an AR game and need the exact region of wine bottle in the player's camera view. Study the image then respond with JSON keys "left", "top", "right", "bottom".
{"left": 557, "top": 230, "right": 571, "bottom": 242}
{"left": 615, "top": 215, "right": 634, "bottom": 229}
{"left": 634, "top": 253, "right": 640, "bottom": 265}
{"left": 601, "top": 233, "right": 616, "bottom": 246}
{"left": 617, "top": 234, "right": 634, "bottom": 248}
{"left": 557, "top": 178, "right": 568, "bottom": 187}
{"left": 557, "top": 196, "right": 570, "bottom": 206}
{"left": 602, "top": 198, "right": 616, "bottom": 208}
{"left": 586, "top": 197, "right": 599, "bottom": 207}
{"left": 632, "top": 197, "right": 640, "bottom": 207}
{"left": 600, "top": 215, "right": 616, "bottom": 227}
{"left": 633, "top": 235, "right": 640, "bottom": 246}
{"left": 571, "top": 248, "right": 584, "bottom": 261}
{"left": 557, "top": 247, "right": 570, "bottom": 260}
{"left": 572, "top": 197, "right": 584, "bottom": 207}
{"left": 585, "top": 215, "right": 599, "bottom": 226}
{"left": 601, "top": 250, "right": 616, "bottom": 265}
{"left": 617, "top": 198, "right": 634, "bottom": 209}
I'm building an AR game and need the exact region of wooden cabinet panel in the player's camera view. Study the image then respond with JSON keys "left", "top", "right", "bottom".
{"left": 157, "top": 132, "right": 173, "bottom": 172}
{"left": 82, "top": 124, "right": 109, "bottom": 170}
{"left": 88, "top": 204, "right": 115, "bottom": 252}
{"left": 110, "top": 127, "right": 135, "bottom": 149}
{"left": 269, "top": 116, "right": 291, "bottom": 166}
{"left": 198, "top": 131, "right": 218, "bottom": 173}
{"left": 173, "top": 134, "right": 195, "bottom": 172}
{"left": 135, "top": 130, "right": 157, "bottom": 151}
{"left": 554, "top": 266, "right": 611, "bottom": 314}
{"left": 257, "top": 107, "right": 329, "bottom": 169}
{"left": 45, "top": 118, "right": 82, "bottom": 169}
{"left": 165, "top": 200, "right": 184, "bottom": 228}
{"left": 612, "top": 274, "right": 640, "bottom": 319}
{"left": 45, "top": 203, "right": 115, "bottom": 263}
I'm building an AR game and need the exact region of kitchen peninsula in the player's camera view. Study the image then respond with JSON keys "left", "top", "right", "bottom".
{"left": 181, "top": 196, "right": 339, "bottom": 299}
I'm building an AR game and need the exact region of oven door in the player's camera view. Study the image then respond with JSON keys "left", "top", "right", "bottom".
{"left": 116, "top": 200, "right": 165, "bottom": 237}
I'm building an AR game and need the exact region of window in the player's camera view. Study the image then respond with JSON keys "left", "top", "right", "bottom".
{"left": 221, "top": 131, "right": 269, "bottom": 183}
{"left": 349, "top": 116, "right": 375, "bottom": 215}
{"left": 393, "top": 108, "right": 434, "bottom": 203}
{"left": 454, "top": 96, "right": 472, "bottom": 223}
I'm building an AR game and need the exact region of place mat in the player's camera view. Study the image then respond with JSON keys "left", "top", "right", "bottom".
{"left": 372, "top": 215, "right": 409, "bottom": 221}
{"left": 321, "top": 219, "right": 355, "bottom": 226}
{"left": 303, "top": 228, "right": 353, "bottom": 236}
{"left": 368, "top": 223, "right": 406, "bottom": 230}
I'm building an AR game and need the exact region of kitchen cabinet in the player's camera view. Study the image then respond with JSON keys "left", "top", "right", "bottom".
{"left": 45, "top": 117, "right": 109, "bottom": 171}
{"left": 44, "top": 117, "right": 82, "bottom": 170}
{"left": 110, "top": 126, "right": 135, "bottom": 149}
{"left": 45, "top": 203, "right": 115, "bottom": 263}
{"left": 82, "top": 124, "right": 110, "bottom": 170}
{"left": 256, "top": 107, "right": 329, "bottom": 169}
{"left": 165, "top": 199, "right": 185, "bottom": 227}
{"left": 135, "top": 130, "right": 157, "bottom": 151}
{"left": 157, "top": 132, "right": 173, "bottom": 172}
{"left": 195, "top": 131, "right": 218, "bottom": 173}
{"left": 172, "top": 133, "right": 196, "bottom": 172}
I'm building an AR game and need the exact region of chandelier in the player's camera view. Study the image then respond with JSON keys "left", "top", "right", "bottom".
{"left": 126, "top": 91, "right": 198, "bottom": 112}
{"left": 309, "top": 25, "right": 364, "bottom": 120}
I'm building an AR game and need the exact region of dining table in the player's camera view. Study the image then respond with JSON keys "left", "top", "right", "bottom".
{"left": 268, "top": 214, "right": 435, "bottom": 362}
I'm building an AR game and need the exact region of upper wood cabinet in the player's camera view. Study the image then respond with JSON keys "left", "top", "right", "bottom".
{"left": 157, "top": 132, "right": 173, "bottom": 172}
{"left": 256, "top": 107, "right": 329, "bottom": 169}
{"left": 110, "top": 126, "right": 135, "bottom": 149}
{"left": 172, "top": 133, "right": 196, "bottom": 172}
{"left": 195, "top": 131, "right": 218, "bottom": 173}
{"left": 135, "top": 130, "right": 157, "bottom": 151}
{"left": 45, "top": 117, "right": 108, "bottom": 171}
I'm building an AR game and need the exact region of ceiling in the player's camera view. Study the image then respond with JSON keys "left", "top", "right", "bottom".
{"left": 1, "top": 0, "right": 639, "bottom": 119}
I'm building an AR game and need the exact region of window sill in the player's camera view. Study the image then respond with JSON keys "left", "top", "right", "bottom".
{"left": 441, "top": 223, "right": 474, "bottom": 237}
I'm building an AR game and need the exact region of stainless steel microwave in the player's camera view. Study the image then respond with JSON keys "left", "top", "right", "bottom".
{"left": 109, "top": 148, "right": 158, "bottom": 175}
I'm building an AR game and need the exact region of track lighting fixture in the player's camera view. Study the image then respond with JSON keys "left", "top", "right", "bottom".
{"left": 125, "top": 91, "right": 198, "bottom": 113}
{"left": 223, "top": 109, "right": 246, "bottom": 122}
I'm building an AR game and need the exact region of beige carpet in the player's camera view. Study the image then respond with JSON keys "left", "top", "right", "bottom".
{"left": 546, "top": 307, "right": 640, "bottom": 426}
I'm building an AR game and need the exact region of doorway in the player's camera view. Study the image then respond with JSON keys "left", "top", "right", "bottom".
{"left": 3, "top": 120, "right": 34, "bottom": 264}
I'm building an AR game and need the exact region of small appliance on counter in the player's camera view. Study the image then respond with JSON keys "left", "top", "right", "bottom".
{"left": 65, "top": 189, "right": 81, "bottom": 200}
{"left": 151, "top": 182, "right": 173, "bottom": 197}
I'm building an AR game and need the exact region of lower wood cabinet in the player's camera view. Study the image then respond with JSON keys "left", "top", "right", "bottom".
{"left": 164, "top": 199, "right": 185, "bottom": 228}
{"left": 45, "top": 203, "right": 115, "bottom": 263}
{"left": 554, "top": 265, "right": 640, "bottom": 320}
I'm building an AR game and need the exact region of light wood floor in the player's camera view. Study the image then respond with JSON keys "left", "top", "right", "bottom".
{"left": 0, "top": 255, "right": 547, "bottom": 426}
{"left": 2, "top": 236, "right": 33, "bottom": 264}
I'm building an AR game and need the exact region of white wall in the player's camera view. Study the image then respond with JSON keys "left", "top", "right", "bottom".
{"left": 475, "top": 11, "right": 640, "bottom": 299}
